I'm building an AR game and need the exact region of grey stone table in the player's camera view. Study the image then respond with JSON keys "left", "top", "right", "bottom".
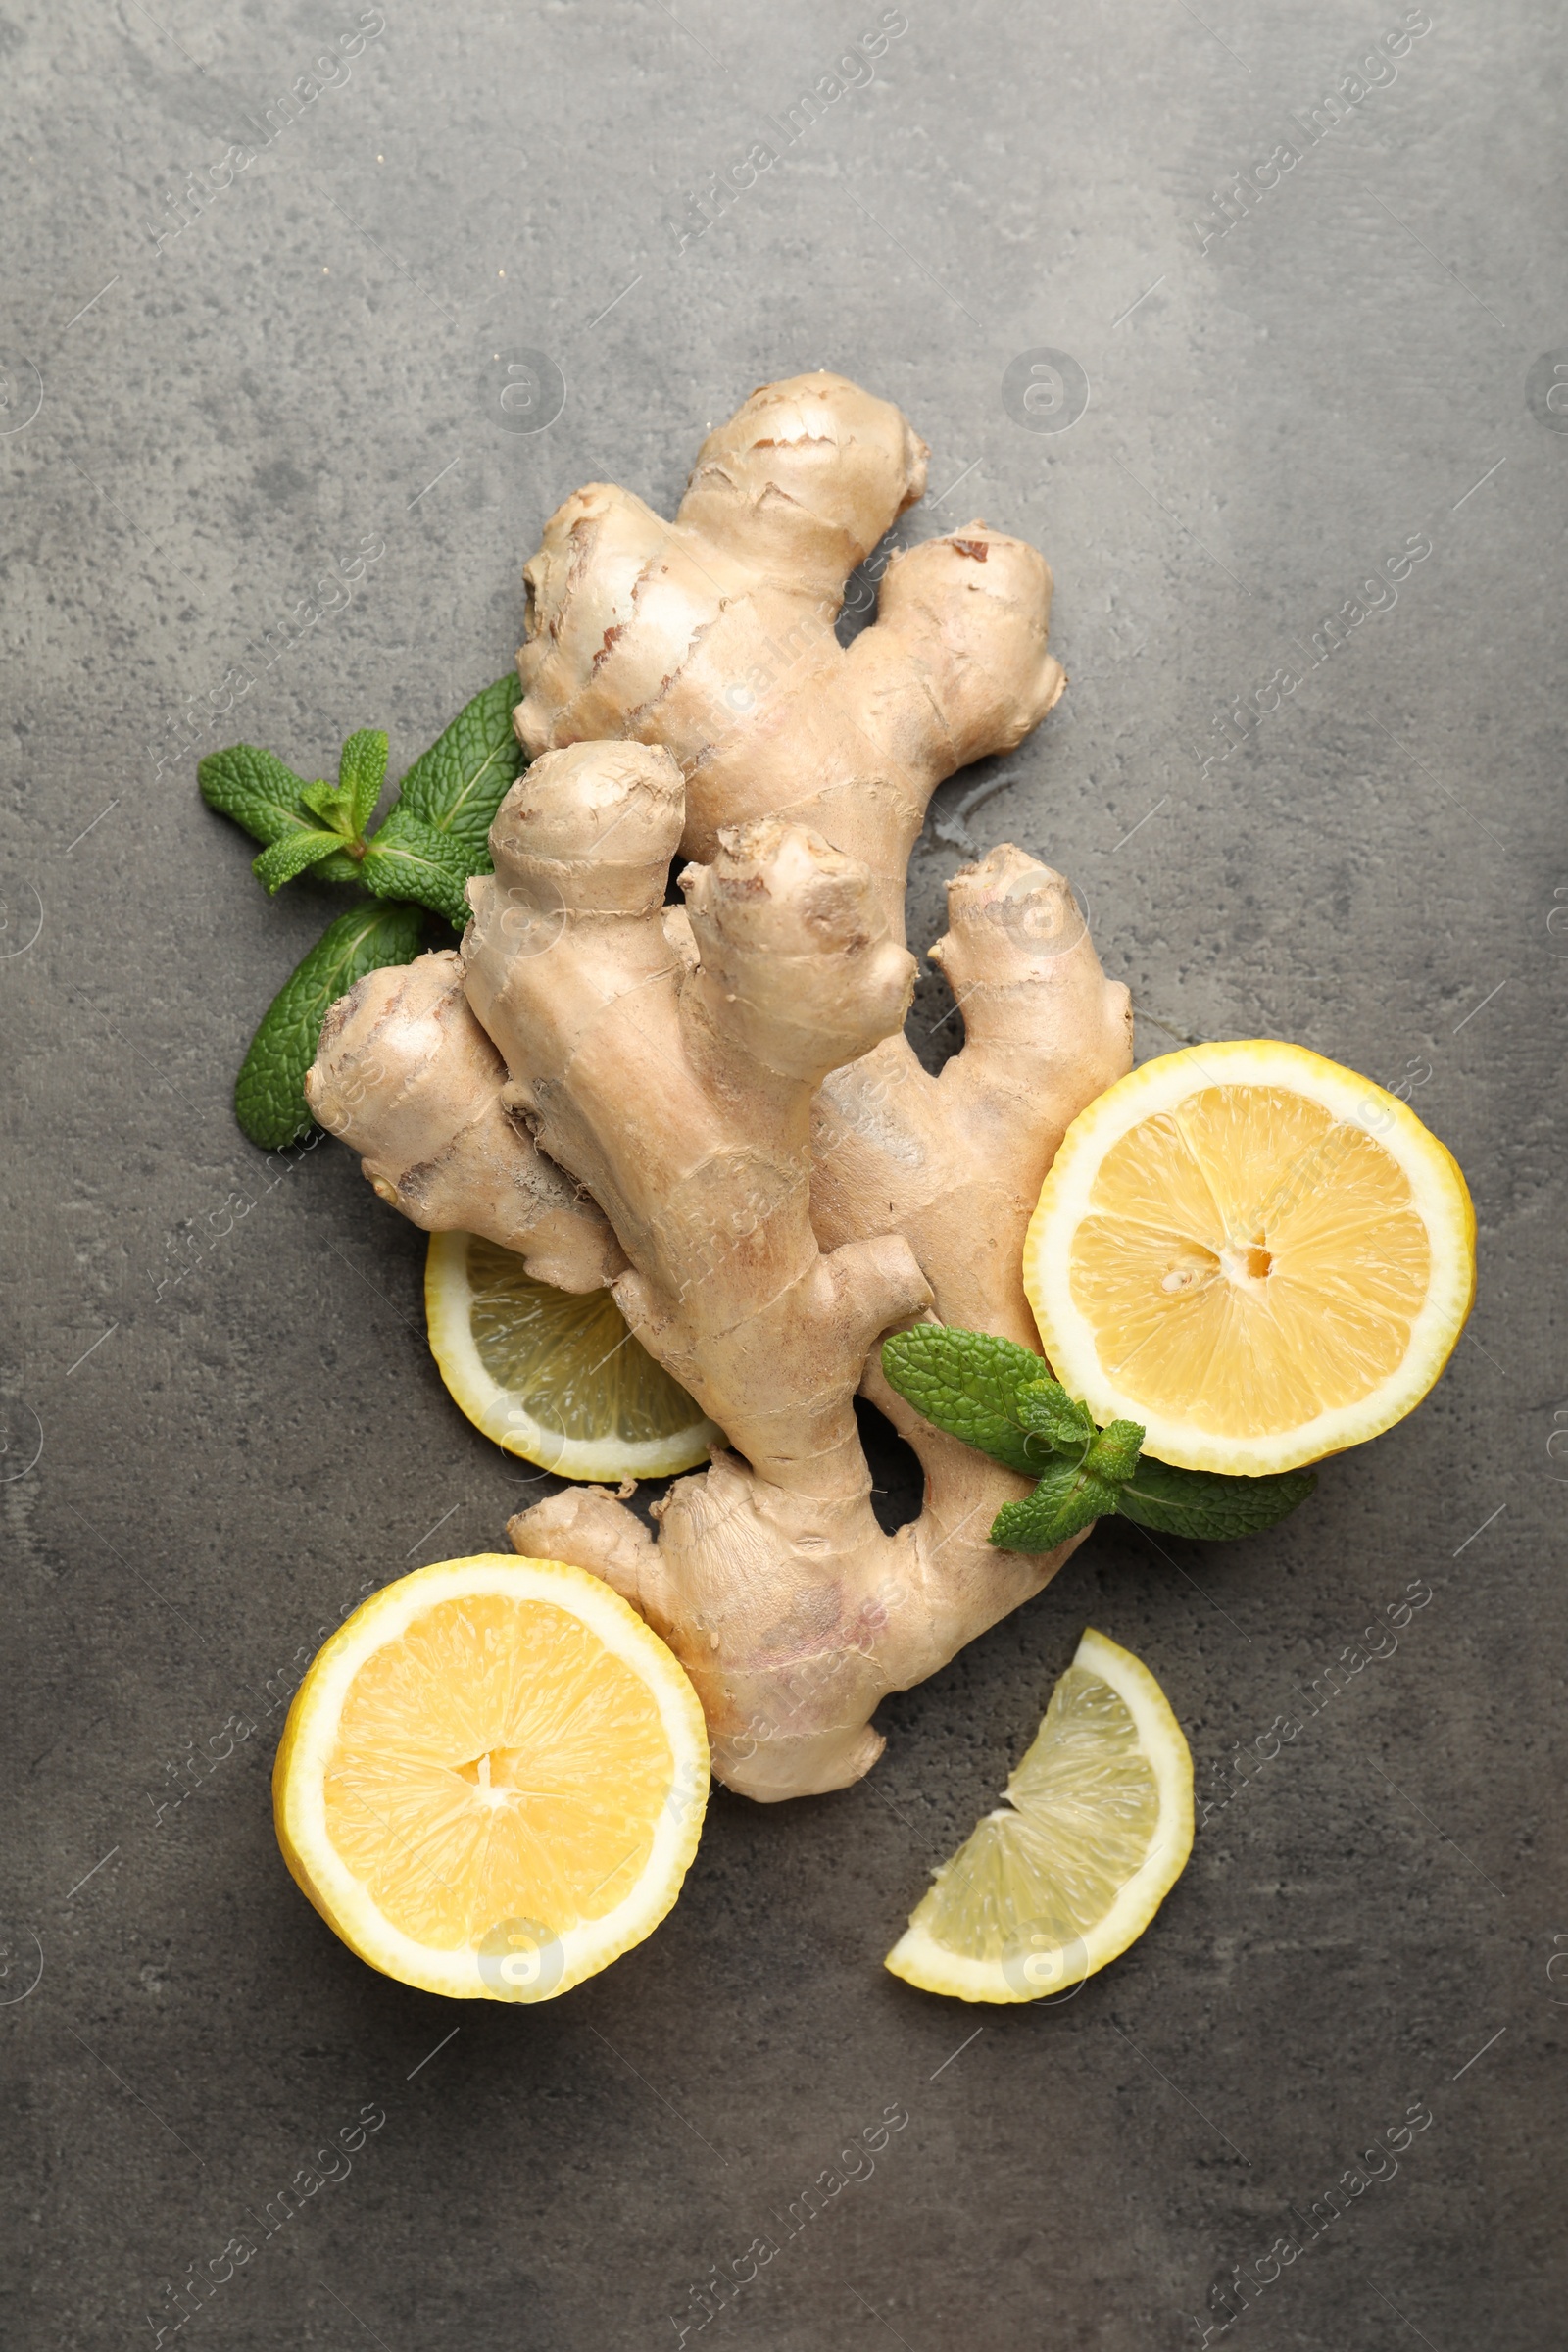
{"left": 4, "top": 3, "right": 1563, "bottom": 2345}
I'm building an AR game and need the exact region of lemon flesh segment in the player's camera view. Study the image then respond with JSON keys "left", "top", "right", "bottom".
{"left": 273, "top": 1554, "right": 710, "bottom": 2002}
{"left": 1024, "top": 1041, "right": 1475, "bottom": 1475}
{"left": 886, "top": 1628, "right": 1193, "bottom": 2004}
{"left": 424, "top": 1230, "right": 722, "bottom": 1482}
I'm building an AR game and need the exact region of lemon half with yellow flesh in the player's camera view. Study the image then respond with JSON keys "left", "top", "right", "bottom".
{"left": 887, "top": 1628, "right": 1193, "bottom": 2003}
{"left": 425, "top": 1230, "right": 721, "bottom": 1483}
{"left": 274, "top": 1554, "right": 709, "bottom": 2001}
{"left": 1024, "top": 1041, "right": 1474, "bottom": 1476}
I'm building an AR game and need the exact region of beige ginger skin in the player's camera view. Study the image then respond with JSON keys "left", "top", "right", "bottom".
{"left": 307, "top": 372, "right": 1132, "bottom": 1799}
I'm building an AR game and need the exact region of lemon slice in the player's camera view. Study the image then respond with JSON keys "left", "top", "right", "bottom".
{"left": 273, "top": 1553, "right": 709, "bottom": 2001}
{"left": 424, "top": 1230, "right": 721, "bottom": 1482}
{"left": 886, "top": 1629, "right": 1192, "bottom": 2004}
{"left": 1024, "top": 1041, "right": 1474, "bottom": 1475}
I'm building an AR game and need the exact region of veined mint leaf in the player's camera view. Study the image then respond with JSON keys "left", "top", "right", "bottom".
{"left": 201, "top": 745, "right": 359, "bottom": 880}
{"left": 1017, "top": 1379, "right": 1096, "bottom": 1451}
{"left": 393, "top": 674, "right": 524, "bottom": 861}
{"left": 252, "top": 829, "right": 352, "bottom": 894}
{"left": 234, "top": 900, "right": 426, "bottom": 1149}
{"left": 991, "top": 1458, "right": 1123, "bottom": 1551}
{"left": 880, "top": 1326, "right": 1060, "bottom": 1478}
{"left": 1117, "top": 1457, "right": 1316, "bottom": 1542}
{"left": 298, "top": 778, "right": 357, "bottom": 833}
{"left": 200, "top": 744, "right": 313, "bottom": 844}
{"left": 361, "top": 809, "right": 474, "bottom": 929}
{"left": 1087, "top": 1418, "right": 1145, "bottom": 1482}
{"left": 339, "top": 728, "right": 389, "bottom": 838}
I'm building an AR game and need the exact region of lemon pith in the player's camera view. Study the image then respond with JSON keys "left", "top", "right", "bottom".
{"left": 424, "top": 1230, "right": 720, "bottom": 1482}
{"left": 1024, "top": 1042, "right": 1475, "bottom": 1475}
{"left": 886, "top": 1628, "right": 1193, "bottom": 2004}
{"left": 273, "top": 1554, "right": 709, "bottom": 2001}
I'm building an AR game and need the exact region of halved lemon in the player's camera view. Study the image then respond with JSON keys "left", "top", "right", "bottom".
{"left": 886, "top": 1628, "right": 1193, "bottom": 2004}
{"left": 273, "top": 1554, "right": 709, "bottom": 2001}
{"left": 1024, "top": 1041, "right": 1474, "bottom": 1475}
{"left": 425, "top": 1230, "right": 721, "bottom": 1482}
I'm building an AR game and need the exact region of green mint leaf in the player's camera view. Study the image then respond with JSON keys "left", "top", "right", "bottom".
{"left": 1116, "top": 1457, "right": 1317, "bottom": 1543}
{"left": 251, "top": 829, "right": 352, "bottom": 895}
{"left": 200, "top": 745, "right": 319, "bottom": 847}
{"left": 201, "top": 746, "right": 359, "bottom": 879}
{"left": 1085, "top": 1417, "right": 1145, "bottom": 1483}
{"left": 360, "top": 808, "right": 474, "bottom": 928}
{"left": 880, "top": 1325, "right": 1061, "bottom": 1477}
{"left": 339, "top": 728, "right": 389, "bottom": 838}
{"left": 1017, "top": 1379, "right": 1097, "bottom": 1450}
{"left": 393, "top": 674, "right": 524, "bottom": 861}
{"left": 991, "top": 1458, "right": 1124, "bottom": 1551}
{"left": 234, "top": 901, "right": 427, "bottom": 1150}
{"left": 298, "top": 778, "right": 357, "bottom": 834}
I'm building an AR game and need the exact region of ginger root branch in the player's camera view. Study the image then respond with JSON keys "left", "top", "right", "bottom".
{"left": 311, "top": 370, "right": 1132, "bottom": 1800}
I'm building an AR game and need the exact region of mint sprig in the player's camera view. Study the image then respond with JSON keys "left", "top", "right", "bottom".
{"left": 200, "top": 674, "right": 526, "bottom": 1148}
{"left": 881, "top": 1324, "right": 1315, "bottom": 1549}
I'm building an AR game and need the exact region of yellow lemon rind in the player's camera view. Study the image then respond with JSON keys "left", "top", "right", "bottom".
{"left": 273, "top": 1553, "right": 710, "bottom": 2002}
{"left": 1023, "top": 1041, "right": 1476, "bottom": 1476}
{"left": 424, "top": 1230, "right": 721, "bottom": 1483}
{"left": 885, "top": 1629, "right": 1194, "bottom": 2004}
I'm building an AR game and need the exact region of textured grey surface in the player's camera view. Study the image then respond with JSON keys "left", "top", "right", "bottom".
{"left": 3, "top": 1, "right": 1564, "bottom": 2345}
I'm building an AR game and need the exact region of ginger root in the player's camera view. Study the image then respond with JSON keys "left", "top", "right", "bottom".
{"left": 307, "top": 951, "right": 622, "bottom": 1295}
{"left": 516, "top": 372, "right": 1066, "bottom": 935}
{"left": 310, "top": 371, "right": 1131, "bottom": 1800}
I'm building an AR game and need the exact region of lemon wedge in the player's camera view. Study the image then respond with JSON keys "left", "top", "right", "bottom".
{"left": 424, "top": 1229, "right": 720, "bottom": 1482}
{"left": 1024, "top": 1041, "right": 1474, "bottom": 1475}
{"left": 886, "top": 1629, "right": 1193, "bottom": 2003}
{"left": 273, "top": 1553, "right": 709, "bottom": 2001}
